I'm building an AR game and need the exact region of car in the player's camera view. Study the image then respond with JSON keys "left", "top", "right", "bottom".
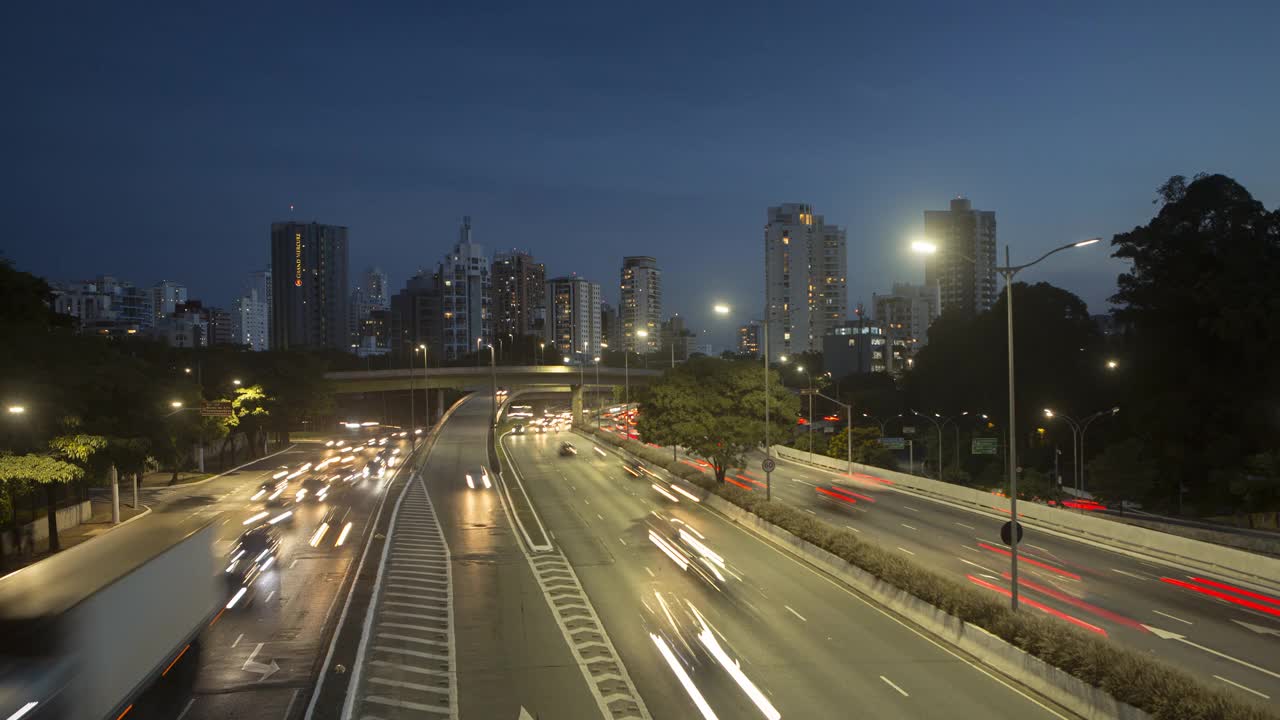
{"left": 622, "top": 459, "right": 646, "bottom": 477}
{"left": 465, "top": 466, "right": 492, "bottom": 489}
{"left": 559, "top": 442, "right": 578, "bottom": 457}
{"left": 297, "top": 475, "right": 331, "bottom": 502}
{"left": 224, "top": 524, "right": 283, "bottom": 608}
{"left": 513, "top": 423, "right": 525, "bottom": 434}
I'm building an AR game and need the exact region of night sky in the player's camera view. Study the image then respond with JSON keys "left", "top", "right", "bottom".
{"left": 4, "top": 2, "right": 1277, "bottom": 347}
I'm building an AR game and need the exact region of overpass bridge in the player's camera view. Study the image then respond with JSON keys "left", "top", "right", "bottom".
{"left": 325, "top": 365, "right": 663, "bottom": 419}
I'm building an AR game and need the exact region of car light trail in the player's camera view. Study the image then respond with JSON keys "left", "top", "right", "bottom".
{"left": 1188, "top": 577, "right": 1280, "bottom": 607}
{"left": 5, "top": 702, "right": 39, "bottom": 720}
{"left": 335, "top": 521, "right": 354, "bottom": 546}
{"left": 272, "top": 470, "right": 288, "bottom": 480}
{"left": 671, "top": 484, "right": 700, "bottom": 502}
{"left": 268, "top": 510, "right": 292, "bottom": 524}
{"left": 724, "top": 477, "right": 753, "bottom": 491}
{"left": 1162, "top": 577, "right": 1280, "bottom": 617}
{"left": 261, "top": 556, "right": 274, "bottom": 571}
{"left": 680, "top": 530, "right": 726, "bottom": 570}
{"left": 651, "top": 483, "right": 680, "bottom": 502}
{"left": 465, "top": 474, "right": 475, "bottom": 489}
{"left": 978, "top": 542, "right": 1081, "bottom": 580}
{"left": 268, "top": 486, "right": 284, "bottom": 500}
{"left": 225, "top": 587, "right": 248, "bottom": 609}
{"left": 826, "top": 486, "right": 875, "bottom": 503}
{"left": 1005, "top": 573, "right": 1147, "bottom": 630}
{"left": 967, "top": 575, "right": 1106, "bottom": 635}
{"left": 594, "top": 446, "right": 607, "bottom": 457}
{"left": 816, "top": 487, "right": 856, "bottom": 504}
{"left": 651, "top": 633, "right": 718, "bottom": 720}
{"left": 649, "top": 530, "right": 689, "bottom": 570}
{"left": 243, "top": 511, "right": 269, "bottom": 525}
{"left": 693, "top": 614, "right": 780, "bottom": 720}
{"left": 481, "top": 472, "right": 492, "bottom": 489}
{"left": 255, "top": 549, "right": 269, "bottom": 562}
{"left": 250, "top": 489, "right": 266, "bottom": 501}
{"left": 310, "top": 523, "right": 330, "bottom": 547}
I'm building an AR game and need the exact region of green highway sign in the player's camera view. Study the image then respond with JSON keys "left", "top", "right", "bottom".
{"left": 971, "top": 437, "right": 999, "bottom": 455}
{"left": 880, "top": 436, "right": 906, "bottom": 450}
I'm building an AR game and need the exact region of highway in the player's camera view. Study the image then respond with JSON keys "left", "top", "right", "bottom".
{"left": 120, "top": 431, "right": 416, "bottom": 720}
{"left": 503, "top": 424, "right": 1076, "bottom": 719}
{"left": 659, "top": 441, "right": 1280, "bottom": 706}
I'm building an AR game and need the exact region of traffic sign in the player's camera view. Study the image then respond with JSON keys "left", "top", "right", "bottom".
{"left": 799, "top": 388, "right": 819, "bottom": 395}
{"left": 761, "top": 457, "right": 776, "bottom": 473}
{"left": 879, "top": 436, "right": 905, "bottom": 450}
{"left": 1000, "top": 520, "right": 1024, "bottom": 546}
{"left": 902, "top": 425, "right": 916, "bottom": 435}
{"left": 971, "top": 437, "right": 999, "bottom": 455}
{"left": 200, "top": 401, "right": 233, "bottom": 417}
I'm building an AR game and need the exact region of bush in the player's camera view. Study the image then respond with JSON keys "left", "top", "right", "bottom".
{"left": 572, "top": 424, "right": 1275, "bottom": 720}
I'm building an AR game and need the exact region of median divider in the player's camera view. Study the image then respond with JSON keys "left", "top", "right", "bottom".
{"left": 577, "top": 424, "right": 1278, "bottom": 720}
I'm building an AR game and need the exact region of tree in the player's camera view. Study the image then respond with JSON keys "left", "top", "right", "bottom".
{"left": 253, "top": 352, "right": 333, "bottom": 443}
{"left": 223, "top": 384, "right": 270, "bottom": 461}
{"left": 827, "top": 425, "right": 896, "bottom": 468}
{"left": 638, "top": 357, "right": 798, "bottom": 484}
{"left": 0, "top": 257, "right": 75, "bottom": 330}
{"left": 0, "top": 454, "right": 85, "bottom": 553}
{"left": 1086, "top": 438, "right": 1158, "bottom": 508}
{"left": 1111, "top": 174, "right": 1280, "bottom": 513}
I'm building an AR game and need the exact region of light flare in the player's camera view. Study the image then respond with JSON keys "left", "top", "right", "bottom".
{"left": 268, "top": 510, "right": 292, "bottom": 525}
{"left": 310, "top": 523, "right": 330, "bottom": 547}
{"left": 243, "top": 511, "right": 269, "bottom": 525}
{"left": 649, "top": 530, "right": 689, "bottom": 570}
{"left": 226, "top": 587, "right": 248, "bottom": 609}
{"left": 651, "top": 483, "right": 680, "bottom": 502}
{"left": 335, "top": 521, "right": 354, "bottom": 546}
{"left": 670, "top": 484, "right": 700, "bottom": 502}
{"left": 651, "top": 634, "right": 718, "bottom": 720}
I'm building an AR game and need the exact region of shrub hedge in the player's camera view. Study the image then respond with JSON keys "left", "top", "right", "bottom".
{"left": 575, "top": 425, "right": 1276, "bottom": 720}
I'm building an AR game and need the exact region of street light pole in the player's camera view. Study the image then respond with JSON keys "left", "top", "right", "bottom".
{"left": 1080, "top": 407, "right": 1119, "bottom": 494}
{"left": 488, "top": 344, "right": 497, "bottom": 427}
{"left": 594, "top": 357, "right": 602, "bottom": 429}
{"left": 913, "top": 235, "right": 1100, "bottom": 612}
{"left": 1044, "top": 410, "right": 1080, "bottom": 491}
{"left": 911, "top": 411, "right": 944, "bottom": 480}
{"left": 816, "top": 391, "right": 852, "bottom": 475}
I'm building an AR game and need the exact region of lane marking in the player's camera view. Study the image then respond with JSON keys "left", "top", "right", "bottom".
{"left": 957, "top": 557, "right": 1002, "bottom": 576}
{"left": 897, "top": 547, "right": 916, "bottom": 556}
{"left": 265, "top": 590, "right": 276, "bottom": 603}
{"left": 619, "top": 537, "right": 628, "bottom": 546}
{"left": 1214, "top": 675, "right": 1270, "bottom": 699}
{"left": 792, "top": 478, "right": 817, "bottom": 487}
{"left": 231, "top": 633, "right": 243, "bottom": 648}
{"left": 845, "top": 525, "right": 861, "bottom": 533}
{"left": 903, "top": 505, "right": 920, "bottom": 512}
{"left": 597, "top": 513, "right": 604, "bottom": 521}
{"left": 955, "top": 522, "right": 976, "bottom": 530}
{"left": 645, "top": 566, "right": 655, "bottom": 577}
{"left": 785, "top": 605, "right": 808, "bottom": 622}
{"left": 281, "top": 689, "right": 300, "bottom": 720}
{"left": 804, "top": 509, "right": 817, "bottom": 515}
{"left": 881, "top": 675, "right": 910, "bottom": 697}
{"left": 901, "top": 524, "right": 917, "bottom": 531}
{"left": 176, "top": 698, "right": 196, "bottom": 720}
{"left": 289, "top": 559, "right": 298, "bottom": 569}
{"left": 1153, "top": 610, "right": 1192, "bottom": 625}
{"left": 1111, "top": 568, "right": 1150, "bottom": 581}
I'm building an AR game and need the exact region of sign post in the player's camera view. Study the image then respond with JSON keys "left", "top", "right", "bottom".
{"left": 971, "top": 437, "right": 998, "bottom": 455}
{"left": 200, "top": 401, "right": 233, "bottom": 418}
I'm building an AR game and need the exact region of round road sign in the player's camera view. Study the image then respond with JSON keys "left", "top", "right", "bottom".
{"left": 1000, "top": 520, "right": 1024, "bottom": 546}
{"left": 762, "top": 457, "right": 777, "bottom": 473}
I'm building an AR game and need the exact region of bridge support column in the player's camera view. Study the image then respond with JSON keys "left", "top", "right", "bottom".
{"left": 433, "top": 389, "right": 444, "bottom": 424}
{"left": 571, "top": 384, "right": 584, "bottom": 425}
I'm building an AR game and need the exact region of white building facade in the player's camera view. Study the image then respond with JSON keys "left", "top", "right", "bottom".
{"left": 438, "top": 217, "right": 491, "bottom": 360}
{"left": 545, "top": 275, "right": 602, "bottom": 361}
{"left": 619, "top": 256, "right": 661, "bottom": 354}
{"left": 872, "top": 282, "right": 940, "bottom": 357}
{"left": 764, "top": 203, "right": 848, "bottom": 361}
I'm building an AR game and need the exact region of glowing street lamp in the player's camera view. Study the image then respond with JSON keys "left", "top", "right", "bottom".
{"left": 170, "top": 401, "right": 184, "bottom": 409}
{"left": 713, "top": 303, "right": 730, "bottom": 315}
{"left": 6, "top": 406, "right": 25, "bottom": 415}
{"left": 1106, "top": 359, "right": 1119, "bottom": 370}
{"left": 232, "top": 378, "right": 242, "bottom": 386}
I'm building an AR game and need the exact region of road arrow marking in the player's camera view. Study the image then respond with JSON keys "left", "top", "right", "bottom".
{"left": 1143, "top": 625, "right": 1280, "bottom": 680}
{"left": 518, "top": 708, "right": 535, "bottom": 720}
{"left": 1232, "top": 620, "right": 1280, "bottom": 637}
{"left": 241, "top": 642, "right": 281, "bottom": 682}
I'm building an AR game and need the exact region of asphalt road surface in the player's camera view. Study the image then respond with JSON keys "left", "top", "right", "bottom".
{"left": 660, "top": 441, "right": 1280, "bottom": 707}
{"left": 505, "top": 428, "right": 1076, "bottom": 720}
{"left": 123, "top": 432, "right": 415, "bottom": 720}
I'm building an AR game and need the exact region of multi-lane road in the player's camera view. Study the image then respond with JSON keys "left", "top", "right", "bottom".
{"left": 123, "top": 432, "right": 416, "bottom": 720}
{"left": 661, "top": 443, "right": 1280, "bottom": 705}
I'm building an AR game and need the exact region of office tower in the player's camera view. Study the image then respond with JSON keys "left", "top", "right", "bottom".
{"left": 492, "top": 250, "right": 546, "bottom": 337}
{"left": 620, "top": 256, "right": 662, "bottom": 354}
{"left": 738, "top": 321, "right": 761, "bottom": 357}
{"left": 923, "top": 197, "right": 997, "bottom": 317}
{"left": 349, "top": 266, "right": 391, "bottom": 348}
{"left": 872, "top": 282, "right": 940, "bottom": 356}
{"left": 544, "top": 275, "right": 602, "bottom": 360}
{"left": 270, "top": 221, "right": 350, "bottom": 350}
{"left": 438, "top": 216, "right": 491, "bottom": 360}
{"left": 764, "top": 203, "right": 848, "bottom": 361}
{"left": 600, "top": 302, "right": 619, "bottom": 351}
{"left": 389, "top": 270, "right": 443, "bottom": 361}
{"left": 150, "top": 280, "right": 188, "bottom": 324}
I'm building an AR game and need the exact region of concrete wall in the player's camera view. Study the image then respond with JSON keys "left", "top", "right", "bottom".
{"left": 772, "top": 445, "right": 1280, "bottom": 587}
{"left": 1, "top": 500, "right": 93, "bottom": 555}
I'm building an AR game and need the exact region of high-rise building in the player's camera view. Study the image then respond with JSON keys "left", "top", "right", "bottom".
{"left": 923, "top": 197, "right": 997, "bottom": 317}
{"left": 660, "top": 314, "right": 695, "bottom": 363}
{"left": 52, "top": 275, "right": 152, "bottom": 334}
{"left": 349, "top": 266, "right": 391, "bottom": 348}
{"left": 600, "top": 302, "right": 619, "bottom": 351}
{"left": 764, "top": 203, "right": 848, "bottom": 361}
{"left": 438, "top": 217, "right": 491, "bottom": 360}
{"left": 232, "top": 268, "right": 271, "bottom": 351}
{"left": 270, "top": 221, "right": 350, "bottom": 351}
{"left": 544, "top": 275, "right": 602, "bottom": 361}
{"left": 492, "top": 250, "right": 546, "bottom": 337}
{"left": 620, "top": 256, "right": 662, "bottom": 354}
{"left": 872, "top": 282, "right": 940, "bottom": 356}
{"left": 150, "top": 281, "right": 187, "bottom": 324}
{"left": 738, "top": 321, "right": 761, "bottom": 357}
{"left": 389, "top": 270, "right": 443, "bottom": 361}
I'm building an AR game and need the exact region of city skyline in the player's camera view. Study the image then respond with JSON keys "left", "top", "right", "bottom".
{"left": 8, "top": 4, "right": 1278, "bottom": 347}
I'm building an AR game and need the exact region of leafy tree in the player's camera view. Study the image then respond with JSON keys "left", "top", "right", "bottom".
{"left": 0, "top": 257, "right": 74, "bottom": 330}
{"left": 223, "top": 384, "right": 270, "bottom": 461}
{"left": 1111, "top": 173, "right": 1280, "bottom": 512}
{"left": 637, "top": 357, "right": 798, "bottom": 484}
{"left": 0, "top": 454, "right": 85, "bottom": 552}
{"left": 827, "top": 425, "right": 897, "bottom": 468}
{"left": 252, "top": 351, "right": 333, "bottom": 443}
{"left": 1086, "top": 438, "right": 1158, "bottom": 508}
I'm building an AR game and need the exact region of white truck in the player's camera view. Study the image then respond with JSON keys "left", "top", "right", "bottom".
{"left": 0, "top": 514, "right": 217, "bottom": 720}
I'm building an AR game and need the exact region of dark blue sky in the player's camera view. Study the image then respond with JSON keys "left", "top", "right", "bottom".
{"left": 4, "top": 1, "right": 1277, "bottom": 346}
